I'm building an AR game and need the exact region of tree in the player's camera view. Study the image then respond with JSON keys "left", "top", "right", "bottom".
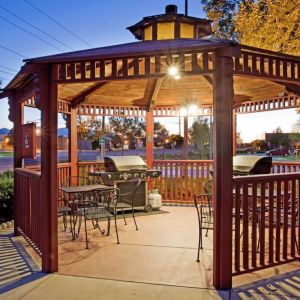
{"left": 291, "top": 118, "right": 300, "bottom": 133}
{"left": 201, "top": 0, "right": 244, "bottom": 39}
{"left": 189, "top": 117, "right": 210, "bottom": 159}
{"left": 251, "top": 139, "right": 267, "bottom": 150}
{"left": 153, "top": 121, "right": 169, "bottom": 147}
{"left": 235, "top": 0, "right": 300, "bottom": 55}
{"left": 169, "top": 134, "right": 184, "bottom": 148}
{"left": 77, "top": 116, "right": 105, "bottom": 150}
{"left": 273, "top": 127, "right": 283, "bottom": 134}
{"left": 108, "top": 117, "right": 146, "bottom": 149}
{"left": 236, "top": 132, "right": 243, "bottom": 146}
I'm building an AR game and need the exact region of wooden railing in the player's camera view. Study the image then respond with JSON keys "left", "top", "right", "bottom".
{"left": 153, "top": 160, "right": 213, "bottom": 204}
{"left": 56, "top": 160, "right": 300, "bottom": 205}
{"left": 272, "top": 161, "right": 300, "bottom": 173}
{"left": 57, "top": 162, "right": 71, "bottom": 187}
{"left": 232, "top": 173, "right": 300, "bottom": 275}
{"left": 14, "top": 168, "right": 43, "bottom": 256}
{"left": 77, "top": 161, "right": 105, "bottom": 184}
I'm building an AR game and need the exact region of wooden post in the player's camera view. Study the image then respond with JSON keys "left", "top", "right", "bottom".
{"left": 232, "top": 111, "right": 237, "bottom": 155}
{"left": 146, "top": 111, "right": 154, "bottom": 168}
{"left": 183, "top": 116, "right": 188, "bottom": 159}
{"left": 10, "top": 94, "right": 23, "bottom": 235}
{"left": 69, "top": 108, "right": 78, "bottom": 177}
{"left": 213, "top": 49, "right": 234, "bottom": 289}
{"left": 39, "top": 65, "right": 58, "bottom": 272}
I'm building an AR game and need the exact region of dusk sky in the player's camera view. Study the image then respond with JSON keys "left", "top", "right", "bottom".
{"left": 0, "top": 0, "right": 298, "bottom": 142}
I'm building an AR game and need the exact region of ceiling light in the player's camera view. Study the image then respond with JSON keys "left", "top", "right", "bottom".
{"left": 168, "top": 66, "right": 178, "bottom": 77}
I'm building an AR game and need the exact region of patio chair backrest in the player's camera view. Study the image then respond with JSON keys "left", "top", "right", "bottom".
{"left": 203, "top": 179, "right": 213, "bottom": 195}
{"left": 118, "top": 178, "right": 142, "bottom": 206}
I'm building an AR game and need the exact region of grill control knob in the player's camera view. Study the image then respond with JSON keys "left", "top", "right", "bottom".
{"left": 119, "top": 174, "right": 124, "bottom": 180}
{"left": 141, "top": 173, "right": 146, "bottom": 178}
{"left": 152, "top": 172, "right": 157, "bottom": 177}
{"left": 127, "top": 173, "right": 132, "bottom": 179}
{"left": 134, "top": 173, "right": 139, "bottom": 178}
{"left": 107, "top": 174, "right": 112, "bottom": 180}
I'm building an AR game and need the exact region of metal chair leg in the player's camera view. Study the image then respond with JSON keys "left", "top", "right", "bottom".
{"left": 84, "top": 217, "right": 88, "bottom": 249}
{"left": 131, "top": 205, "right": 138, "bottom": 230}
{"left": 107, "top": 217, "right": 111, "bottom": 236}
{"left": 197, "top": 220, "right": 201, "bottom": 263}
{"left": 114, "top": 215, "right": 120, "bottom": 244}
{"left": 63, "top": 213, "right": 67, "bottom": 231}
{"left": 122, "top": 209, "right": 127, "bottom": 225}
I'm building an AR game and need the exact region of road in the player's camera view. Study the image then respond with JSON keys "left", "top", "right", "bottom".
{"left": 0, "top": 148, "right": 183, "bottom": 173}
{"left": 0, "top": 150, "right": 296, "bottom": 173}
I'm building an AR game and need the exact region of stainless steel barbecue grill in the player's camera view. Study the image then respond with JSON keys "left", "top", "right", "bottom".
{"left": 233, "top": 155, "right": 272, "bottom": 176}
{"left": 89, "top": 156, "right": 161, "bottom": 210}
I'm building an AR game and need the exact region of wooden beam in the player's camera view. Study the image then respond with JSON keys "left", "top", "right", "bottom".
{"left": 0, "top": 90, "right": 11, "bottom": 99}
{"left": 40, "top": 65, "right": 58, "bottom": 272}
{"left": 232, "top": 111, "right": 237, "bottom": 155}
{"left": 183, "top": 116, "right": 188, "bottom": 159}
{"left": 69, "top": 108, "right": 78, "bottom": 177}
{"left": 16, "top": 79, "right": 35, "bottom": 103}
{"left": 11, "top": 92, "right": 24, "bottom": 236}
{"left": 213, "top": 49, "right": 234, "bottom": 290}
{"left": 146, "top": 111, "right": 154, "bottom": 168}
{"left": 138, "top": 78, "right": 163, "bottom": 111}
{"left": 70, "top": 81, "right": 109, "bottom": 108}
{"left": 284, "top": 83, "right": 300, "bottom": 96}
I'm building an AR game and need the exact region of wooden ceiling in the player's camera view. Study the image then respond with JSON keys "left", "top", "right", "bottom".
{"left": 58, "top": 74, "right": 287, "bottom": 108}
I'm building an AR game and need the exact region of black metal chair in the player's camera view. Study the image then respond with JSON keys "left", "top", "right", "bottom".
{"left": 59, "top": 176, "right": 90, "bottom": 236}
{"left": 116, "top": 178, "right": 142, "bottom": 231}
{"left": 76, "top": 188, "right": 120, "bottom": 248}
{"left": 194, "top": 179, "right": 214, "bottom": 262}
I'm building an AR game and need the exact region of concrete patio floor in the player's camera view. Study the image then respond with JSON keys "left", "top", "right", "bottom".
{"left": 1, "top": 206, "right": 300, "bottom": 299}
{"left": 58, "top": 206, "right": 214, "bottom": 288}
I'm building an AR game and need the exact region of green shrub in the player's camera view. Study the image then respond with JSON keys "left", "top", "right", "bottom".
{"left": 0, "top": 171, "right": 14, "bottom": 222}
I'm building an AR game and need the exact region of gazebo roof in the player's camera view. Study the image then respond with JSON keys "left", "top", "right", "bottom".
{"left": 1, "top": 19, "right": 299, "bottom": 112}
{"left": 24, "top": 38, "right": 232, "bottom": 64}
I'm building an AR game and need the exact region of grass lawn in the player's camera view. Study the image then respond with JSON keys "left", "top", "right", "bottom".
{"left": 0, "top": 152, "right": 13, "bottom": 157}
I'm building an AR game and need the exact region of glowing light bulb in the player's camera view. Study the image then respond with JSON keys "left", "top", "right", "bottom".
{"left": 168, "top": 66, "right": 178, "bottom": 76}
{"left": 188, "top": 104, "right": 198, "bottom": 115}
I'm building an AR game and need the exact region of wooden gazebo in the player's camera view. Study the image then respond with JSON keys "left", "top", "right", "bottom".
{"left": 1, "top": 4, "right": 300, "bottom": 290}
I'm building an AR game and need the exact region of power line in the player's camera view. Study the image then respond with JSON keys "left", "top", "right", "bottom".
{"left": 24, "top": 0, "right": 94, "bottom": 48}
{"left": 0, "top": 44, "right": 27, "bottom": 58}
{"left": 0, "top": 5, "right": 74, "bottom": 51}
{"left": 0, "top": 65, "right": 17, "bottom": 72}
{"left": 0, "top": 69, "right": 14, "bottom": 76}
{"left": 0, "top": 14, "right": 64, "bottom": 51}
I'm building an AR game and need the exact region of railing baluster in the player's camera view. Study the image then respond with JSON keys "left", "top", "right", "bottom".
{"left": 276, "top": 179, "right": 281, "bottom": 262}
{"left": 242, "top": 183, "right": 249, "bottom": 271}
{"left": 252, "top": 183, "right": 257, "bottom": 268}
{"left": 259, "top": 182, "right": 266, "bottom": 266}
{"left": 290, "top": 178, "right": 296, "bottom": 257}
{"left": 234, "top": 182, "right": 241, "bottom": 273}
{"left": 268, "top": 181, "right": 274, "bottom": 264}
{"left": 283, "top": 180, "right": 289, "bottom": 259}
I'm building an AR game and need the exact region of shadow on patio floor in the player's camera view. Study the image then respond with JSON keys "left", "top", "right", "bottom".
{"left": 0, "top": 230, "right": 46, "bottom": 295}
{"left": 232, "top": 268, "right": 300, "bottom": 299}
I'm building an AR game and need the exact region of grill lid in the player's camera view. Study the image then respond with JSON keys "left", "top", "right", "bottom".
{"left": 233, "top": 155, "right": 272, "bottom": 175}
{"left": 104, "top": 156, "right": 148, "bottom": 172}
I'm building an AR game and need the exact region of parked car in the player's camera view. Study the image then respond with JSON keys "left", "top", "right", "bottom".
{"left": 293, "top": 149, "right": 300, "bottom": 155}
{"left": 266, "top": 148, "right": 289, "bottom": 156}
